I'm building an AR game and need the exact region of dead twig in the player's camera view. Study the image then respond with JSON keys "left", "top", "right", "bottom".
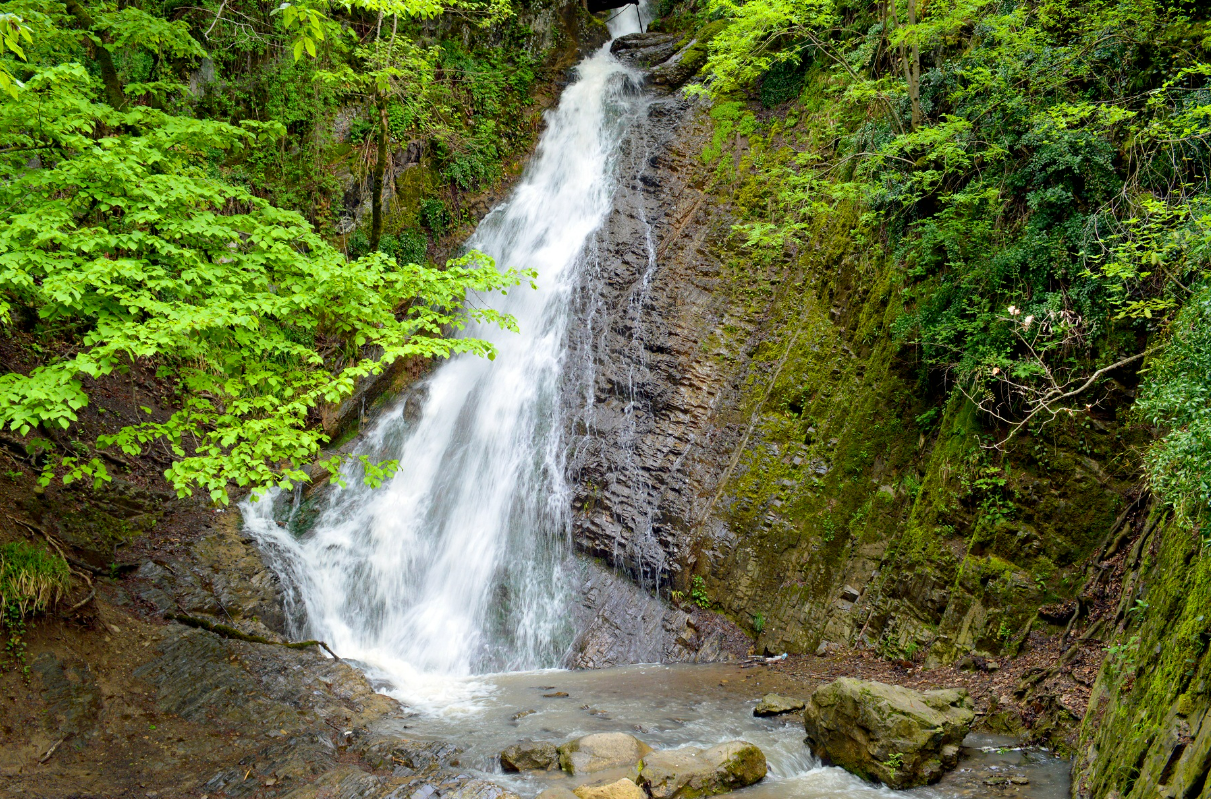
{"left": 63, "top": 588, "right": 96, "bottom": 615}
{"left": 38, "top": 737, "right": 66, "bottom": 764}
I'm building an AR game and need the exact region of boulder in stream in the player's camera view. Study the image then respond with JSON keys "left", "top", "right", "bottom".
{"left": 500, "top": 740, "right": 559, "bottom": 771}
{"left": 572, "top": 778, "right": 646, "bottom": 799}
{"left": 537, "top": 788, "right": 581, "bottom": 799}
{"left": 637, "top": 741, "right": 767, "bottom": 799}
{"left": 558, "top": 732, "right": 653, "bottom": 775}
{"left": 802, "top": 678, "right": 974, "bottom": 789}
{"left": 752, "top": 693, "right": 806, "bottom": 717}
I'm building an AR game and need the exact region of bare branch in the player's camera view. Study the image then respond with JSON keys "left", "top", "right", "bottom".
{"left": 982, "top": 350, "right": 1151, "bottom": 450}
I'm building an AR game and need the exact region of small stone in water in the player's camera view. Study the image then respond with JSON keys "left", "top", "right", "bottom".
{"left": 544, "top": 691, "right": 569, "bottom": 698}
{"left": 512, "top": 709, "right": 537, "bottom": 720}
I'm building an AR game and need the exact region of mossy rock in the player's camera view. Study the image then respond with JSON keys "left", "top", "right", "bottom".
{"left": 638, "top": 741, "right": 767, "bottom": 799}
{"left": 649, "top": 20, "right": 729, "bottom": 89}
{"left": 803, "top": 678, "right": 973, "bottom": 789}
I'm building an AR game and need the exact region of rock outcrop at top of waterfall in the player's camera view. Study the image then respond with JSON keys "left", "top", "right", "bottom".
{"left": 802, "top": 678, "right": 975, "bottom": 790}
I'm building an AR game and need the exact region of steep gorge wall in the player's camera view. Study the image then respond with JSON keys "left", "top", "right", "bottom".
{"left": 567, "top": 50, "right": 1144, "bottom": 738}
{"left": 1070, "top": 510, "right": 1211, "bottom": 799}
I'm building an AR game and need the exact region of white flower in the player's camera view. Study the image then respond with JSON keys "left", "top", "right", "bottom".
{"left": 1008, "top": 305, "right": 1020, "bottom": 316}
{"left": 1022, "top": 315, "right": 1034, "bottom": 329}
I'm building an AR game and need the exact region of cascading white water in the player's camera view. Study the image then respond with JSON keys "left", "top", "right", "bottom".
{"left": 243, "top": 8, "right": 651, "bottom": 710}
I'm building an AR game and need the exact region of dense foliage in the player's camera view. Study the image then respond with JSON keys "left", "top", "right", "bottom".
{"left": 695, "top": 0, "right": 1211, "bottom": 527}
{"left": 0, "top": 0, "right": 538, "bottom": 502}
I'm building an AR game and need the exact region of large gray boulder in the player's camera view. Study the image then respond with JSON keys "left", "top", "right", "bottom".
{"left": 802, "top": 678, "right": 974, "bottom": 789}
{"left": 610, "top": 32, "right": 685, "bottom": 67}
{"left": 558, "top": 732, "right": 653, "bottom": 775}
{"left": 637, "top": 741, "right": 767, "bottom": 799}
{"left": 500, "top": 740, "right": 559, "bottom": 771}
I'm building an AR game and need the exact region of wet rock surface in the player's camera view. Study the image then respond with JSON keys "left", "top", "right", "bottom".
{"left": 610, "top": 32, "right": 685, "bottom": 66}
{"left": 2, "top": 505, "right": 525, "bottom": 799}
{"left": 132, "top": 511, "right": 287, "bottom": 638}
{"left": 637, "top": 740, "right": 767, "bottom": 798}
{"left": 752, "top": 692, "right": 806, "bottom": 717}
{"left": 501, "top": 740, "right": 561, "bottom": 771}
{"left": 558, "top": 732, "right": 653, "bottom": 775}
{"left": 646, "top": 21, "right": 726, "bottom": 90}
{"left": 566, "top": 560, "right": 749, "bottom": 668}
{"left": 563, "top": 46, "right": 738, "bottom": 589}
{"left": 803, "top": 678, "right": 975, "bottom": 789}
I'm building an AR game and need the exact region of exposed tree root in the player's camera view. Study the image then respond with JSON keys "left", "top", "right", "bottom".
{"left": 167, "top": 612, "right": 341, "bottom": 661}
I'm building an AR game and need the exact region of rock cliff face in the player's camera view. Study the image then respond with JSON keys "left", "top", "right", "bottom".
{"left": 563, "top": 82, "right": 743, "bottom": 589}
{"left": 1070, "top": 508, "right": 1211, "bottom": 799}
{"left": 562, "top": 35, "right": 1139, "bottom": 702}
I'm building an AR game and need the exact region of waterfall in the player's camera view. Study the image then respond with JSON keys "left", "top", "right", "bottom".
{"left": 242, "top": 7, "right": 651, "bottom": 710}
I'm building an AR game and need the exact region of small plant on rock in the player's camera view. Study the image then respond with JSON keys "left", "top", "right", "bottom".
{"left": 0, "top": 541, "right": 71, "bottom": 668}
{"left": 691, "top": 576, "right": 710, "bottom": 609}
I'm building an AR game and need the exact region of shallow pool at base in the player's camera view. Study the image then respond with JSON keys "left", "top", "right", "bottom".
{"left": 367, "top": 663, "right": 1070, "bottom": 799}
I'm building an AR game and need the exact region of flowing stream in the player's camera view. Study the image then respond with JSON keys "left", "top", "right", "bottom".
{"left": 242, "top": 9, "right": 1070, "bottom": 798}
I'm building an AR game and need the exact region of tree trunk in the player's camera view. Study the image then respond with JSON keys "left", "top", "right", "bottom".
{"left": 370, "top": 99, "right": 389, "bottom": 251}
{"left": 64, "top": 0, "right": 127, "bottom": 110}
{"left": 887, "top": 0, "right": 922, "bottom": 130}
{"left": 907, "top": 0, "right": 922, "bottom": 130}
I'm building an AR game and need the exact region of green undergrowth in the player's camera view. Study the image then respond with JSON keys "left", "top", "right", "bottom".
{"left": 193, "top": 6, "right": 550, "bottom": 259}
{"left": 0, "top": 541, "right": 71, "bottom": 666}
{"left": 0, "top": 0, "right": 560, "bottom": 502}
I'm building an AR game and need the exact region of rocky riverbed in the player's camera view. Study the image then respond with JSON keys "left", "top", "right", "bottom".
{"left": 0, "top": 502, "right": 1069, "bottom": 799}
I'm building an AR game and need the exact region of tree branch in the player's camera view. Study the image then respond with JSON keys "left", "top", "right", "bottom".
{"left": 168, "top": 612, "right": 342, "bottom": 661}
{"left": 990, "top": 350, "right": 1151, "bottom": 449}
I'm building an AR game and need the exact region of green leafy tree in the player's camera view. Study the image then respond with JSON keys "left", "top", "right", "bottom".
{"left": 0, "top": 12, "right": 32, "bottom": 98}
{"left": 0, "top": 6, "right": 529, "bottom": 503}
